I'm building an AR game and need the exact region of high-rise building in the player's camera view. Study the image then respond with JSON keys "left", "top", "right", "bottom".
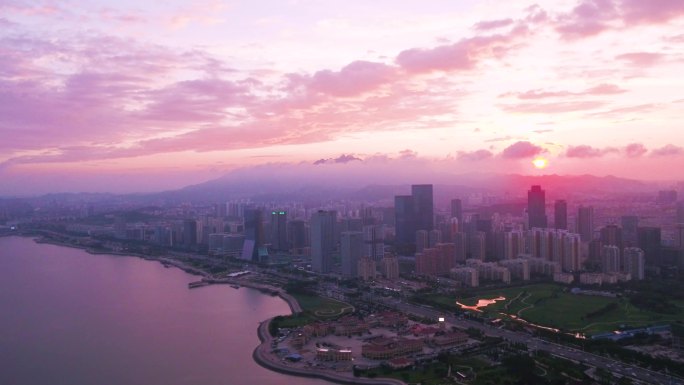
{"left": 453, "top": 232, "right": 467, "bottom": 263}
{"left": 363, "top": 225, "right": 385, "bottom": 261}
{"left": 357, "top": 257, "right": 376, "bottom": 280}
{"left": 621, "top": 216, "right": 639, "bottom": 247}
{"left": 341, "top": 231, "right": 364, "bottom": 278}
{"left": 623, "top": 247, "right": 645, "bottom": 280}
{"left": 288, "top": 220, "right": 306, "bottom": 253}
{"left": 380, "top": 254, "right": 400, "bottom": 280}
{"left": 637, "top": 226, "right": 661, "bottom": 266}
{"left": 577, "top": 206, "right": 594, "bottom": 242}
{"left": 415, "top": 230, "right": 429, "bottom": 253}
{"left": 412, "top": 184, "right": 434, "bottom": 232}
{"left": 562, "top": 233, "right": 581, "bottom": 272}
{"left": 428, "top": 229, "right": 442, "bottom": 248}
{"left": 183, "top": 219, "right": 198, "bottom": 247}
{"left": 601, "top": 245, "right": 621, "bottom": 273}
{"left": 243, "top": 208, "right": 264, "bottom": 261}
{"left": 394, "top": 195, "right": 415, "bottom": 248}
{"left": 311, "top": 210, "right": 337, "bottom": 273}
{"left": 554, "top": 200, "right": 567, "bottom": 230}
{"left": 600, "top": 225, "right": 623, "bottom": 250}
{"left": 527, "top": 185, "right": 548, "bottom": 229}
{"left": 450, "top": 198, "right": 463, "bottom": 228}
{"left": 503, "top": 231, "right": 525, "bottom": 259}
{"left": 270, "top": 210, "right": 288, "bottom": 252}
{"left": 677, "top": 201, "right": 684, "bottom": 224}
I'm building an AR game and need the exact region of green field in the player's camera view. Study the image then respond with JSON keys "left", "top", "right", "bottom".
{"left": 291, "top": 293, "right": 354, "bottom": 318}
{"left": 449, "top": 284, "right": 684, "bottom": 335}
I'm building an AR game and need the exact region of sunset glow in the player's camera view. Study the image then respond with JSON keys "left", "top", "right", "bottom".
{"left": 533, "top": 158, "right": 549, "bottom": 169}
{"left": 1, "top": 1, "right": 684, "bottom": 194}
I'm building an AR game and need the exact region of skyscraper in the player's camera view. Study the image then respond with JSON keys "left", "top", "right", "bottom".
{"left": 243, "top": 208, "right": 264, "bottom": 261}
{"left": 577, "top": 206, "right": 594, "bottom": 242}
{"left": 677, "top": 201, "right": 684, "bottom": 224}
{"left": 450, "top": 198, "right": 463, "bottom": 227}
{"left": 554, "top": 200, "right": 567, "bottom": 230}
{"left": 637, "top": 226, "right": 661, "bottom": 266}
{"left": 527, "top": 185, "right": 548, "bottom": 229}
{"left": 623, "top": 247, "right": 645, "bottom": 280}
{"left": 412, "top": 184, "right": 434, "bottom": 232}
{"left": 363, "top": 224, "right": 385, "bottom": 261}
{"left": 270, "top": 210, "right": 288, "bottom": 252}
{"left": 621, "top": 215, "right": 639, "bottom": 247}
{"left": 600, "top": 225, "right": 623, "bottom": 250}
{"left": 311, "top": 210, "right": 336, "bottom": 273}
{"left": 341, "top": 231, "right": 363, "bottom": 278}
{"left": 183, "top": 219, "right": 197, "bottom": 247}
{"left": 394, "top": 195, "right": 415, "bottom": 248}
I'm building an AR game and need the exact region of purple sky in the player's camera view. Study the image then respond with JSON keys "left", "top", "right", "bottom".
{"left": 1, "top": 0, "right": 684, "bottom": 195}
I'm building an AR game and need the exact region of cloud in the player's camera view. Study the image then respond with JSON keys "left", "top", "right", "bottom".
{"left": 457, "top": 149, "right": 493, "bottom": 161}
{"left": 306, "top": 60, "right": 397, "bottom": 97}
{"left": 650, "top": 144, "right": 683, "bottom": 157}
{"left": 501, "top": 141, "right": 545, "bottom": 159}
{"left": 503, "top": 83, "right": 626, "bottom": 99}
{"left": 395, "top": 25, "right": 528, "bottom": 73}
{"left": 500, "top": 100, "right": 606, "bottom": 114}
{"left": 565, "top": 145, "right": 618, "bottom": 158}
{"left": 473, "top": 18, "right": 514, "bottom": 31}
{"left": 624, "top": 143, "right": 647, "bottom": 158}
{"left": 313, "top": 154, "right": 362, "bottom": 165}
{"left": 620, "top": 0, "right": 684, "bottom": 25}
{"left": 554, "top": 0, "right": 618, "bottom": 40}
{"left": 616, "top": 52, "right": 664, "bottom": 66}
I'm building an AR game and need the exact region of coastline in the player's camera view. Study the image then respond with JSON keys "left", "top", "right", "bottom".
{"left": 13, "top": 234, "right": 404, "bottom": 385}
{"left": 253, "top": 317, "right": 406, "bottom": 385}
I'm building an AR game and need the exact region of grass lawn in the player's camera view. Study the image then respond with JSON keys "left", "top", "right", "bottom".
{"left": 290, "top": 293, "right": 353, "bottom": 318}
{"left": 449, "top": 283, "right": 684, "bottom": 335}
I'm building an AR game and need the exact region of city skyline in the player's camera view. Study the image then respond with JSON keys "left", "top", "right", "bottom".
{"left": 2, "top": 0, "right": 684, "bottom": 195}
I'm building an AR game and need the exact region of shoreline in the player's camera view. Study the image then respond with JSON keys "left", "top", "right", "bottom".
{"left": 12, "top": 234, "right": 403, "bottom": 385}
{"left": 253, "top": 317, "right": 406, "bottom": 385}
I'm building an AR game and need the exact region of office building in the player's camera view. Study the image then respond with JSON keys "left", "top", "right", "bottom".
{"left": 621, "top": 216, "right": 639, "bottom": 247}
{"left": 412, "top": 184, "right": 434, "bottom": 232}
{"left": 577, "top": 206, "right": 594, "bottom": 242}
{"left": 554, "top": 200, "right": 567, "bottom": 230}
{"left": 270, "top": 210, "right": 288, "bottom": 252}
{"left": 311, "top": 210, "right": 337, "bottom": 273}
{"left": 243, "top": 208, "right": 264, "bottom": 261}
{"left": 527, "top": 185, "right": 548, "bottom": 229}
{"left": 638, "top": 227, "right": 662, "bottom": 266}
{"left": 450, "top": 198, "right": 463, "bottom": 227}
{"left": 623, "top": 247, "right": 645, "bottom": 280}
{"left": 341, "top": 231, "right": 364, "bottom": 278}
{"left": 394, "top": 195, "right": 415, "bottom": 248}
{"left": 363, "top": 224, "right": 385, "bottom": 261}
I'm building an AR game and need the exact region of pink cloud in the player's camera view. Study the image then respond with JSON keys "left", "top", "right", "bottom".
{"left": 620, "top": 0, "right": 684, "bottom": 24}
{"left": 457, "top": 149, "right": 493, "bottom": 161}
{"left": 504, "top": 83, "right": 626, "bottom": 99}
{"left": 307, "top": 61, "right": 397, "bottom": 97}
{"left": 616, "top": 52, "right": 664, "bottom": 66}
{"left": 501, "top": 141, "right": 545, "bottom": 159}
{"left": 500, "top": 100, "right": 606, "bottom": 113}
{"left": 554, "top": 0, "right": 617, "bottom": 40}
{"left": 395, "top": 25, "right": 528, "bottom": 73}
{"left": 650, "top": 144, "right": 683, "bottom": 157}
{"left": 473, "top": 18, "right": 514, "bottom": 31}
{"left": 624, "top": 143, "right": 647, "bottom": 158}
{"left": 565, "top": 145, "right": 618, "bottom": 158}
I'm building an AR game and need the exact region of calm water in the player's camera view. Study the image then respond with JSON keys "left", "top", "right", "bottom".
{"left": 0, "top": 236, "right": 330, "bottom": 385}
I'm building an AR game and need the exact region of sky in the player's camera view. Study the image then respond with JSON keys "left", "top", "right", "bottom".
{"left": 1, "top": 0, "right": 684, "bottom": 195}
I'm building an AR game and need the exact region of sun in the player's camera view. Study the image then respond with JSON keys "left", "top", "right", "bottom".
{"left": 532, "top": 157, "right": 548, "bottom": 169}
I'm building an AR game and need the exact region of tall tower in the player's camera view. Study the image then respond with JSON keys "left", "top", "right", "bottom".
{"left": 363, "top": 224, "right": 385, "bottom": 261}
{"left": 311, "top": 210, "right": 336, "bottom": 273}
{"left": 577, "top": 206, "right": 594, "bottom": 242}
{"left": 243, "top": 208, "right": 264, "bottom": 261}
{"left": 412, "top": 184, "right": 434, "bottom": 232}
{"left": 450, "top": 198, "right": 463, "bottom": 228}
{"left": 621, "top": 215, "right": 639, "bottom": 247}
{"left": 527, "top": 185, "right": 548, "bottom": 229}
{"left": 394, "top": 195, "right": 415, "bottom": 249}
{"left": 554, "top": 200, "right": 567, "bottom": 230}
{"left": 341, "top": 231, "right": 364, "bottom": 278}
{"left": 270, "top": 210, "right": 288, "bottom": 252}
